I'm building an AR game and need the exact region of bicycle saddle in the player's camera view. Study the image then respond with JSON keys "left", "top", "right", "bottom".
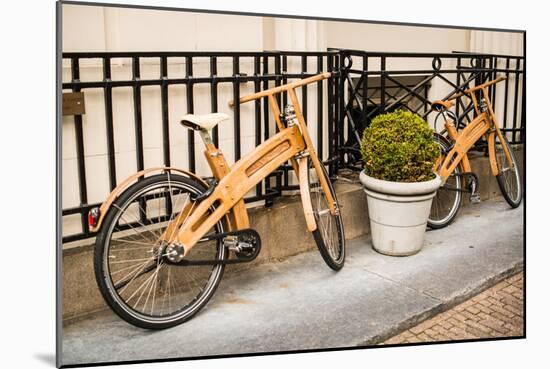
{"left": 181, "top": 113, "right": 229, "bottom": 131}
{"left": 431, "top": 100, "right": 454, "bottom": 111}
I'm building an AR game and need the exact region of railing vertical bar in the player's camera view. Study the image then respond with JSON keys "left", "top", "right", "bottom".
{"left": 455, "top": 57, "right": 461, "bottom": 121}
{"left": 301, "top": 55, "right": 308, "bottom": 123}
{"left": 512, "top": 58, "right": 520, "bottom": 144}
{"left": 275, "top": 55, "right": 288, "bottom": 188}
{"left": 520, "top": 56, "right": 526, "bottom": 144}
{"left": 254, "top": 56, "right": 263, "bottom": 200}
{"left": 160, "top": 56, "right": 171, "bottom": 167}
{"left": 327, "top": 54, "right": 335, "bottom": 177}
{"left": 317, "top": 55, "right": 323, "bottom": 160}
{"left": 423, "top": 84, "right": 429, "bottom": 116}
{"left": 262, "top": 55, "right": 271, "bottom": 200}
{"left": 337, "top": 53, "right": 345, "bottom": 173}
{"left": 70, "top": 57, "right": 89, "bottom": 232}
{"left": 210, "top": 56, "right": 219, "bottom": 147}
{"left": 131, "top": 57, "right": 145, "bottom": 173}
{"left": 503, "top": 58, "right": 510, "bottom": 133}
{"left": 362, "top": 55, "right": 368, "bottom": 123}
{"left": 275, "top": 55, "right": 282, "bottom": 117}
{"left": 232, "top": 56, "right": 241, "bottom": 161}
{"left": 475, "top": 57, "right": 482, "bottom": 86}
{"left": 262, "top": 55, "right": 270, "bottom": 141}
{"left": 282, "top": 55, "right": 288, "bottom": 109}
{"left": 131, "top": 57, "right": 146, "bottom": 223}
{"left": 380, "top": 56, "right": 386, "bottom": 112}
{"left": 185, "top": 56, "right": 196, "bottom": 172}
{"left": 490, "top": 57, "right": 497, "bottom": 106}
{"left": 102, "top": 57, "right": 117, "bottom": 190}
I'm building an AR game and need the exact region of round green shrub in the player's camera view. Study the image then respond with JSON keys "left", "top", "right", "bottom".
{"left": 360, "top": 110, "right": 439, "bottom": 182}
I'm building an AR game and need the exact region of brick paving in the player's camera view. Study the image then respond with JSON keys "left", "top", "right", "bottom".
{"left": 382, "top": 272, "right": 524, "bottom": 344}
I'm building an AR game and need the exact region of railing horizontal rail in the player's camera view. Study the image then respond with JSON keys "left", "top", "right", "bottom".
{"left": 331, "top": 48, "right": 524, "bottom": 59}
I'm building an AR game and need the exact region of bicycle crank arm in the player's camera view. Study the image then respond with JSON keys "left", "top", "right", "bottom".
{"left": 168, "top": 228, "right": 262, "bottom": 267}
{"left": 459, "top": 172, "right": 480, "bottom": 203}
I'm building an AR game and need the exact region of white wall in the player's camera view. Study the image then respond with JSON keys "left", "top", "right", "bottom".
{"left": 61, "top": 4, "right": 523, "bottom": 240}
{"left": 471, "top": 31, "right": 524, "bottom": 140}
{"left": 62, "top": 4, "right": 266, "bottom": 238}
{"left": 325, "top": 21, "right": 471, "bottom": 53}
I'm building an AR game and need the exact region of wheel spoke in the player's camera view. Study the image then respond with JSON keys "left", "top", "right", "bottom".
{"left": 97, "top": 175, "right": 227, "bottom": 327}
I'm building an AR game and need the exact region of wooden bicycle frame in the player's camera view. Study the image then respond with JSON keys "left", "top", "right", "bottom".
{"left": 437, "top": 77, "right": 515, "bottom": 182}
{"left": 159, "top": 72, "right": 335, "bottom": 256}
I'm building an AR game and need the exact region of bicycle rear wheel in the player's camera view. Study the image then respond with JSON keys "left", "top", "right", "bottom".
{"left": 307, "top": 158, "right": 345, "bottom": 270}
{"left": 494, "top": 133, "right": 522, "bottom": 208}
{"left": 428, "top": 134, "right": 463, "bottom": 229}
{"left": 94, "top": 174, "right": 227, "bottom": 329}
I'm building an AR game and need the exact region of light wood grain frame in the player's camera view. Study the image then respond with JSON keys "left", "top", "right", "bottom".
{"left": 171, "top": 125, "right": 306, "bottom": 255}
{"left": 168, "top": 72, "right": 333, "bottom": 255}
{"left": 94, "top": 72, "right": 333, "bottom": 257}
{"left": 438, "top": 114, "right": 489, "bottom": 181}
{"left": 482, "top": 88, "right": 514, "bottom": 176}
{"left": 437, "top": 78, "right": 515, "bottom": 182}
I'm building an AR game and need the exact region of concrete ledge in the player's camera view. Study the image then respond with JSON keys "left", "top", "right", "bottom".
{"left": 61, "top": 146, "right": 524, "bottom": 322}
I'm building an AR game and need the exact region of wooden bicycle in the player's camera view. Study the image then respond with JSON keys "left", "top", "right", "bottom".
{"left": 428, "top": 76, "right": 522, "bottom": 229}
{"left": 89, "top": 72, "right": 345, "bottom": 329}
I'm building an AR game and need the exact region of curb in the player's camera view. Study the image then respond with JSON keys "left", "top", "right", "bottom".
{"left": 361, "top": 261, "right": 524, "bottom": 345}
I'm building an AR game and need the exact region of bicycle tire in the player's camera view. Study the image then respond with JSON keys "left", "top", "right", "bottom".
{"left": 494, "top": 134, "right": 522, "bottom": 208}
{"left": 307, "top": 158, "right": 346, "bottom": 270}
{"left": 94, "top": 173, "right": 227, "bottom": 329}
{"left": 428, "top": 133, "right": 463, "bottom": 229}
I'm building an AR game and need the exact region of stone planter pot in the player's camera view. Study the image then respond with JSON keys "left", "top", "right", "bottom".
{"left": 359, "top": 171, "right": 441, "bottom": 256}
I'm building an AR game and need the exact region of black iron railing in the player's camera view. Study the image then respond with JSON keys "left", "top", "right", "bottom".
{"left": 61, "top": 50, "right": 343, "bottom": 242}
{"left": 61, "top": 49, "right": 524, "bottom": 243}
{"left": 335, "top": 49, "right": 525, "bottom": 168}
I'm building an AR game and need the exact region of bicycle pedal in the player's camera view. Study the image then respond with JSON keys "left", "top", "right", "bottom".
{"left": 223, "top": 229, "right": 262, "bottom": 262}
{"left": 469, "top": 194, "right": 481, "bottom": 204}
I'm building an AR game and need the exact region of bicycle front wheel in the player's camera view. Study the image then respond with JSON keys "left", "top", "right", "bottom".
{"left": 428, "top": 134, "right": 463, "bottom": 229}
{"left": 307, "top": 158, "right": 345, "bottom": 270}
{"left": 94, "top": 173, "right": 227, "bottom": 329}
{"left": 494, "top": 133, "right": 522, "bottom": 208}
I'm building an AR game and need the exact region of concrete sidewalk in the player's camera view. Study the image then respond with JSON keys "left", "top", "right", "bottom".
{"left": 61, "top": 197, "right": 523, "bottom": 366}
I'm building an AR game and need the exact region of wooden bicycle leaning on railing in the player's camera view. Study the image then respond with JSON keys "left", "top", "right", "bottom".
{"left": 428, "top": 76, "right": 522, "bottom": 229}
{"left": 88, "top": 72, "right": 345, "bottom": 329}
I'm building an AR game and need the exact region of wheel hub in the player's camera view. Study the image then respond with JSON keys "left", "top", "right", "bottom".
{"left": 164, "top": 243, "right": 186, "bottom": 263}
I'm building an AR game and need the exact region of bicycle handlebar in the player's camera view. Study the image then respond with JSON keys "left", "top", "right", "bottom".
{"left": 464, "top": 76, "right": 507, "bottom": 93}
{"left": 446, "top": 76, "right": 507, "bottom": 101}
{"left": 228, "top": 72, "right": 332, "bottom": 107}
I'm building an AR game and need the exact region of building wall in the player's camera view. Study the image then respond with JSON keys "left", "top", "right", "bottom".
{"left": 324, "top": 21, "right": 471, "bottom": 53}
{"left": 61, "top": 4, "right": 523, "bottom": 240}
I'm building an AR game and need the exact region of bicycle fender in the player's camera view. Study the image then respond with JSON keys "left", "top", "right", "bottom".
{"left": 90, "top": 167, "right": 208, "bottom": 233}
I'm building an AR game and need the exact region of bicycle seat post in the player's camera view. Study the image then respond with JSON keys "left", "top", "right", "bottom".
{"left": 198, "top": 128, "right": 215, "bottom": 148}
